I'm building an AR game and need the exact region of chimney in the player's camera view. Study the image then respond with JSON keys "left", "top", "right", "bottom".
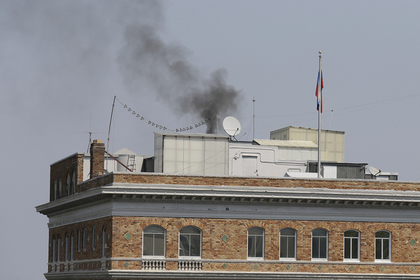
{"left": 90, "top": 139, "right": 105, "bottom": 179}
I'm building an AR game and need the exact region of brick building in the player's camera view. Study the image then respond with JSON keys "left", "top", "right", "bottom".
{"left": 37, "top": 139, "right": 420, "bottom": 279}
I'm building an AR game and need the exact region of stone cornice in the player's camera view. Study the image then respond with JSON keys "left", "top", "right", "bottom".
{"left": 37, "top": 182, "right": 420, "bottom": 217}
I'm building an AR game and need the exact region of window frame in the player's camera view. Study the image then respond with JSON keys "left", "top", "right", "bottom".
{"left": 279, "top": 228, "right": 296, "bottom": 260}
{"left": 247, "top": 227, "right": 265, "bottom": 260}
{"left": 375, "top": 230, "right": 391, "bottom": 262}
{"left": 343, "top": 230, "right": 360, "bottom": 262}
{"left": 311, "top": 228, "right": 328, "bottom": 261}
{"left": 179, "top": 226, "right": 202, "bottom": 259}
{"left": 143, "top": 225, "right": 166, "bottom": 258}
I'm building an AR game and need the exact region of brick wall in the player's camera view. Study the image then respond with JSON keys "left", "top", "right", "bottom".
{"left": 48, "top": 216, "right": 420, "bottom": 275}
{"left": 50, "top": 153, "right": 83, "bottom": 201}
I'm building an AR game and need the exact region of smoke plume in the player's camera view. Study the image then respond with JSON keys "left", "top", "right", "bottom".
{"left": 118, "top": 22, "right": 242, "bottom": 134}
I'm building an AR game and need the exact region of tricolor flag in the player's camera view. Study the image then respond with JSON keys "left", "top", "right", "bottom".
{"left": 315, "top": 70, "right": 323, "bottom": 113}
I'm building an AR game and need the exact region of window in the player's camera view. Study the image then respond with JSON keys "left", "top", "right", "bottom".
{"left": 143, "top": 225, "right": 165, "bottom": 257}
{"left": 375, "top": 231, "right": 391, "bottom": 261}
{"left": 78, "top": 229, "right": 81, "bottom": 252}
{"left": 312, "top": 228, "right": 328, "bottom": 260}
{"left": 179, "top": 226, "right": 201, "bottom": 258}
{"left": 57, "top": 235, "right": 61, "bottom": 262}
{"left": 52, "top": 236, "right": 56, "bottom": 262}
{"left": 65, "top": 234, "right": 69, "bottom": 261}
{"left": 248, "top": 227, "right": 264, "bottom": 259}
{"left": 280, "top": 228, "right": 296, "bottom": 259}
{"left": 58, "top": 180, "right": 62, "bottom": 198}
{"left": 102, "top": 227, "right": 107, "bottom": 258}
{"left": 344, "top": 230, "right": 360, "bottom": 261}
{"left": 54, "top": 181, "right": 57, "bottom": 200}
{"left": 66, "top": 173, "right": 71, "bottom": 196}
{"left": 71, "top": 171, "right": 76, "bottom": 194}
{"left": 83, "top": 228, "right": 87, "bottom": 251}
{"left": 70, "top": 232, "right": 74, "bottom": 261}
{"left": 92, "top": 227, "right": 96, "bottom": 251}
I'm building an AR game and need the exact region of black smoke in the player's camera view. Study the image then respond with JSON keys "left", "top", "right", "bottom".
{"left": 118, "top": 23, "right": 242, "bottom": 134}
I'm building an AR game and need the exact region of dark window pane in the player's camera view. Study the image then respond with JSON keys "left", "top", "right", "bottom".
{"left": 319, "top": 237, "right": 327, "bottom": 259}
{"left": 344, "top": 238, "right": 350, "bottom": 259}
{"left": 181, "top": 227, "right": 200, "bottom": 234}
{"left": 288, "top": 237, "right": 295, "bottom": 258}
{"left": 249, "top": 227, "right": 264, "bottom": 235}
{"left": 312, "top": 237, "right": 319, "bottom": 258}
{"left": 375, "top": 239, "right": 382, "bottom": 259}
{"left": 281, "top": 228, "right": 295, "bottom": 236}
{"left": 375, "top": 231, "right": 390, "bottom": 238}
{"left": 255, "top": 236, "right": 263, "bottom": 258}
{"left": 383, "top": 239, "right": 390, "bottom": 259}
{"left": 313, "top": 229, "right": 327, "bottom": 237}
{"left": 143, "top": 234, "right": 154, "bottom": 255}
{"left": 280, "top": 237, "right": 288, "bottom": 258}
{"left": 352, "top": 238, "right": 358, "bottom": 259}
{"left": 179, "top": 235, "right": 190, "bottom": 256}
{"left": 344, "top": 230, "right": 358, "bottom": 237}
{"left": 190, "top": 235, "right": 201, "bottom": 256}
{"left": 154, "top": 234, "right": 165, "bottom": 256}
{"left": 248, "top": 236, "right": 255, "bottom": 257}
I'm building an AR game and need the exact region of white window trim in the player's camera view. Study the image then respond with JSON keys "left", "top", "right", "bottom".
{"left": 178, "top": 226, "right": 202, "bottom": 259}
{"left": 375, "top": 230, "right": 392, "bottom": 262}
{"left": 247, "top": 227, "right": 265, "bottom": 260}
{"left": 142, "top": 225, "right": 166, "bottom": 258}
{"left": 279, "top": 228, "right": 296, "bottom": 261}
{"left": 311, "top": 228, "right": 328, "bottom": 261}
{"left": 343, "top": 230, "right": 360, "bottom": 262}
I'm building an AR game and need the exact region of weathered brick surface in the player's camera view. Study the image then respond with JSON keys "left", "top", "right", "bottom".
{"left": 48, "top": 216, "right": 420, "bottom": 275}
{"left": 50, "top": 153, "right": 83, "bottom": 201}
{"left": 76, "top": 172, "right": 420, "bottom": 194}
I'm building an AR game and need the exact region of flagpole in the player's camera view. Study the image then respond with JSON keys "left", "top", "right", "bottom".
{"left": 317, "top": 51, "right": 322, "bottom": 178}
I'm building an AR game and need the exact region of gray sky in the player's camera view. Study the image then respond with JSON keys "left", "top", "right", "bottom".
{"left": 1, "top": 0, "right": 420, "bottom": 278}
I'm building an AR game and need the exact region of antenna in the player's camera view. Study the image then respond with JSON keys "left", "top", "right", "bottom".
{"left": 223, "top": 116, "right": 241, "bottom": 140}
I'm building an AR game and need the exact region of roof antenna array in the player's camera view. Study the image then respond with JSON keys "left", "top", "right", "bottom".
{"left": 223, "top": 116, "right": 241, "bottom": 140}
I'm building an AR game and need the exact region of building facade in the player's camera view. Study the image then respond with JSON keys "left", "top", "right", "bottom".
{"left": 37, "top": 140, "right": 419, "bottom": 279}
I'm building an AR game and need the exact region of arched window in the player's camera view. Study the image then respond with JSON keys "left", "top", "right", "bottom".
{"left": 143, "top": 225, "right": 166, "bottom": 257}
{"left": 102, "top": 227, "right": 107, "bottom": 258}
{"left": 248, "top": 227, "right": 264, "bottom": 259}
{"left": 312, "top": 228, "right": 328, "bottom": 260}
{"left": 280, "top": 228, "right": 296, "bottom": 259}
{"left": 344, "top": 230, "right": 360, "bottom": 261}
{"left": 66, "top": 173, "right": 71, "bottom": 196}
{"left": 375, "top": 231, "right": 391, "bottom": 261}
{"left": 179, "top": 226, "right": 201, "bottom": 258}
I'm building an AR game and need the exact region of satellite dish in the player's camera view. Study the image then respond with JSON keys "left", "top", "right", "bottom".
{"left": 368, "top": 166, "right": 381, "bottom": 176}
{"left": 223, "top": 116, "right": 241, "bottom": 138}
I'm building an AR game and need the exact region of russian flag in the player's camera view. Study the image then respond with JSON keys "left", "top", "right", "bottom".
{"left": 315, "top": 70, "right": 323, "bottom": 113}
